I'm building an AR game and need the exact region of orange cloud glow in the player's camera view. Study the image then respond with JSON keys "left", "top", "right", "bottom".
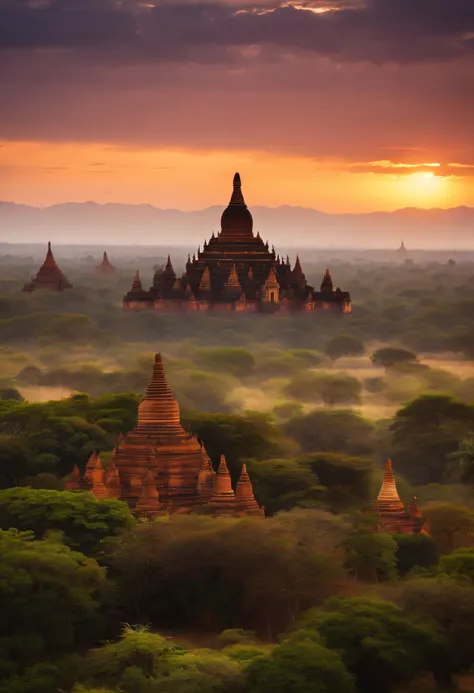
{"left": 0, "top": 141, "right": 471, "bottom": 212}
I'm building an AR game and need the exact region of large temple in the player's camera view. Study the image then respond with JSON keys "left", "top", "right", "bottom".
{"left": 23, "top": 242, "right": 72, "bottom": 293}
{"left": 375, "top": 459, "right": 428, "bottom": 535}
{"left": 65, "top": 353, "right": 263, "bottom": 519}
{"left": 123, "top": 173, "right": 351, "bottom": 314}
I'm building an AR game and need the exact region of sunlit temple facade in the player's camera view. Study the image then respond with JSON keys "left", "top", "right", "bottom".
{"left": 65, "top": 354, "right": 263, "bottom": 519}
{"left": 22, "top": 242, "right": 72, "bottom": 293}
{"left": 123, "top": 173, "right": 351, "bottom": 314}
{"left": 375, "top": 459, "right": 429, "bottom": 535}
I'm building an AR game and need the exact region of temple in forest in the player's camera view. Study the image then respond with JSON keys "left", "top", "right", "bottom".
{"left": 96, "top": 251, "right": 116, "bottom": 276}
{"left": 375, "top": 459, "right": 429, "bottom": 535}
{"left": 65, "top": 354, "right": 263, "bottom": 518}
{"left": 22, "top": 242, "right": 72, "bottom": 293}
{"left": 123, "top": 173, "right": 351, "bottom": 314}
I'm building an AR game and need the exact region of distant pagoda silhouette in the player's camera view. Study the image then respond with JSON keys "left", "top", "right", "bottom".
{"left": 64, "top": 353, "right": 263, "bottom": 518}
{"left": 397, "top": 241, "right": 408, "bottom": 254}
{"left": 123, "top": 173, "right": 351, "bottom": 314}
{"left": 23, "top": 242, "right": 72, "bottom": 293}
{"left": 96, "top": 251, "right": 116, "bottom": 276}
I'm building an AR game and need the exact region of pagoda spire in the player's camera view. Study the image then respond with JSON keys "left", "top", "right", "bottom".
{"left": 136, "top": 353, "right": 181, "bottom": 430}
{"left": 44, "top": 241, "right": 57, "bottom": 267}
{"left": 235, "top": 464, "right": 264, "bottom": 517}
{"left": 292, "top": 254, "right": 306, "bottom": 287}
{"left": 225, "top": 264, "right": 242, "bottom": 289}
{"left": 131, "top": 270, "right": 144, "bottom": 292}
{"left": 199, "top": 266, "right": 212, "bottom": 292}
{"left": 376, "top": 459, "right": 406, "bottom": 514}
{"left": 197, "top": 452, "right": 215, "bottom": 502}
{"left": 96, "top": 251, "right": 116, "bottom": 276}
{"left": 408, "top": 496, "right": 422, "bottom": 518}
{"left": 229, "top": 172, "right": 245, "bottom": 205}
{"left": 211, "top": 455, "right": 234, "bottom": 497}
{"left": 83, "top": 451, "right": 99, "bottom": 487}
{"left": 320, "top": 268, "right": 333, "bottom": 293}
{"left": 64, "top": 464, "right": 81, "bottom": 491}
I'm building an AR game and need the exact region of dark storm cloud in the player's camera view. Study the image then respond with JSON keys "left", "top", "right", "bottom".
{"left": 0, "top": 0, "right": 473, "bottom": 64}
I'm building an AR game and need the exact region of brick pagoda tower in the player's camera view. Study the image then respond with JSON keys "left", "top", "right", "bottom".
{"left": 23, "top": 242, "right": 72, "bottom": 293}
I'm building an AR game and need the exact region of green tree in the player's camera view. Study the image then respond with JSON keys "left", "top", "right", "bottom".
{"left": 324, "top": 335, "right": 365, "bottom": 361}
{"left": 299, "top": 597, "right": 437, "bottom": 693}
{"left": 285, "top": 410, "right": 374, "bottom": 456}
{"left": 110, "top": 515, "right": 345, "bottom": 638}
{"left": 302, "top": 453, "right": 373, "bottom": 511}
{"left": 246, "top": 637, "right": 354, "bottom": 693}
{"left": 439, "top": 548, "right": 474, "bottom": 581}
{"left": 401, "top": 577, "right": 474, "bottom": 688}
{"left": 393, "top": 533, "right": 438, "bottom": 575}
{"left": 284, "top": 373, "right": 362, "bottom": 406}
{"left": 449, "top": 438, "right": 474, "bottom": 484}
{"left": 194, "top": 347, "right": 255, "bottom": 377}
{"left": 371, "top": 347, "right": 417, "bottom": 368}
{"left": 391, "top": 395, "right": 474, "bottom": 484}
{"left": 0, "top": 487, "right": 134, "bottom": 556}
{"left": 0, "top": 529, "right": 107, "bottom": 678}
{"left": 344, "top": 531, "right": 397, "bottom": 582}
{"left": 422, "top": 502, "right": 474, "bottom": 553}
{"left": 181, "top": 412, "right": 287, "bottom": 481}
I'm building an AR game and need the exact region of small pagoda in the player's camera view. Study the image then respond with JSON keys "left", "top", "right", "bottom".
{"left": 375, "top": 459, "right": 428, "bottom": 535}
{"left": 123, "top": 173, "right": 351, "bottom": 314}
{"left": 96, "top": 251, "right": 116, "bottom": 276}
{"left": 64, "top": 354, "right": 263, "bottom": 518}
{"left": 23, "top": 242, "right": 72, "bottom": 292}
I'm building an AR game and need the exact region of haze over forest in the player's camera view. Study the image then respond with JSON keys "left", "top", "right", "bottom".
{"left": 2, "top": 201, "right": 474, "bottom": 249}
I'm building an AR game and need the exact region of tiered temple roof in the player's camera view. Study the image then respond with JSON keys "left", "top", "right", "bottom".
{"left": 96, "top": 251, "right": 116, "bottom": 276}
{"left": 375, "top": 459, "right": 427, "bottom": 535}
{"left": 123, "top": 173, "right": 351, "bottom": 314}
{"left": 23, "top": 242, "right": 72, "bottom": 293}
{"left": 64, "top": 354, "right": 263, "bottom": 518}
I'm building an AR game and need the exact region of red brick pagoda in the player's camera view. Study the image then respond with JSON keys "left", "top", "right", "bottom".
{"left": 23, "top": 242, "right": 72, "bottom": 293}
{"left": 96, "top": 251, "right": 116, "bottom": 276}
{"left": 123, "top": 173, "right": 351, "bottom": 314}
{"left": 65, "top": 354, "right": 263, "bottom": 518}
{"left": 375, "top": 459, "right": 428, "bottom": 535}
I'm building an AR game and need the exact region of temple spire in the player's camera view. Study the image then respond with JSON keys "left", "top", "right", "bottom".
{"left": 137, "top": 353, "right": 181, "bottom": 429}
{"left": 45, "top": 241, "right": 57, "bottom": 267}
{"left": 199, "top": 266, "right": 212, "bottom": 292}
{"left": 131, "top": 270, "right": 144, "bottom": 292}
{"left": 64, "top": 464, "right": 81, "bottom": 491}
{"left": 230, "top": 172, "right": 245, "bottom": 205}
{"left": 409, "top": 496, "right": 422, "bottom": 518}
{"left": 211, "top": 455, "right": 235, "bottom": 499}
{"left": 235, "top": 464, "right": 264, "bottom": 516}
{"left": 83, "top": 451, "right": 99, "bottom": 487}
{"left": 377, "top": 459, "right": 406, "bottom": 514}
{"left": 320, "top": 268, "right": 333, "bottom": 293}
{"left": 225, "top": 264, "right": 242, "bottom": 292}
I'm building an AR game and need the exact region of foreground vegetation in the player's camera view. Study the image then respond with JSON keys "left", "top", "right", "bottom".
{"left": 1, "top": 254, "right": 474, "bottom": 692}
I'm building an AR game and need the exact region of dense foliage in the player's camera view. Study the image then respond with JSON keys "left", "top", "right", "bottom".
{"left": 2, "top": 255, "right": 474, "bottom": 692}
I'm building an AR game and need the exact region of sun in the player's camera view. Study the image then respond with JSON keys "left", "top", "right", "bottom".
{"left": 393, "top": 170, "right": 451, "bottom": 207}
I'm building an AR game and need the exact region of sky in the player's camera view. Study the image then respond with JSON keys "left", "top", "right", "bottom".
{"left": 1, "top": 0, "right": 474, "bottom": 213}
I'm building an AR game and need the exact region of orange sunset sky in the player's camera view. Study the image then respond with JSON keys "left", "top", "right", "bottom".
{"left": 1, "top": 0, "right": 473, "bottom": 213}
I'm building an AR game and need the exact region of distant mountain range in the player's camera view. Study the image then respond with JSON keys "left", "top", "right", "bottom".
{"left": 1, "top": 201, "right": 473, "bottom": 249}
